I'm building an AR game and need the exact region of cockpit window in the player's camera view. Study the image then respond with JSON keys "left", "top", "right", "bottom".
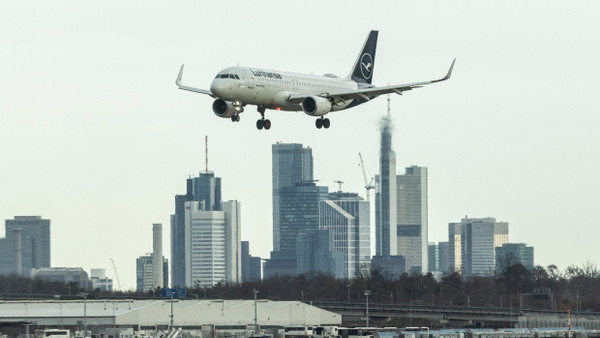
{"left": 215, "top": 73, "right": 240, "bottom": 80}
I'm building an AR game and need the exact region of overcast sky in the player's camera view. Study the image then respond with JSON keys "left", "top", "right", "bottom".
{"left": 2, "top": 1, "right": 599, "bottom": 290}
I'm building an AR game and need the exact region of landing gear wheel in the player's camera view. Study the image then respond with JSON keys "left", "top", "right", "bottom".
{"left": 231, "top": 116, "right": 237, "bottom": 122}
{"left": 323, "top": 118, "right": 330, "bottom": 129}
{"left": 315, "top": 118, "right": 323, "bottom": 129}
{"left": 235, "top": 115, "right": 240, "bottom": 122}
{"left": 264, "top": 119, "right": 271, "bottom": 130}
{"left": 256, "top": 119, "right": 264, "bottom": 130}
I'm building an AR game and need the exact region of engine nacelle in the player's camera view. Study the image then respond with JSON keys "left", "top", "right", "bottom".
{"left": 212, "top": 99, "right": 238, "bottom": 118}
{"left": 302, "top": 96, "right": 332, "bottom": 116}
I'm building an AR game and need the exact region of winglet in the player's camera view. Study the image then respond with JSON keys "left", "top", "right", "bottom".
{"left": 434, "top": 58, "right": 456, "bottom": 82}
{"left": 176, "top": 64, "right": 184, "bottom": 87}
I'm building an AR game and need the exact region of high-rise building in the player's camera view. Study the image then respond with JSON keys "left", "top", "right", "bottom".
{"left": 460, "top": 217, "right": 509, "bottom": 277}
{"left": 375, "top": 115, "right": 397, "bottom": 257}
{"left": 264, "top": 181, "right": 327, "bottom": 278}
{"left": 319, "top": 192, "right": 371, "bottom": 279}
{"left": 242, "top": 241, "right": 262, "bottom": 282}
{"left": 272, "top": 143, "right": 313, "bottom": 252}
{"left": 438, "top": 241, "right": 450, "bottom": 272}
{"left": 428, "top": 242, "right": 439, "bottom": 272}
{"left": 0, "top": 216, "right": 50, "bottom": 277}
{"left": 184, "top": 200, "right": 240, "bottom": 287}
{"left": 448, "top": 222, "right": 463, "bottom": 272}
{"left": 171, "top": 171, "right": 222, "bottom": 287}
{"left": 136, "top": 254, "right": 169, "bottom": 292}
{"left": 396, "top": 166, "right": 428, "bottom": 273}
{"left": 296, "top": 229, "right": 344, "bottom": 277}
{"left": 496, "top": 243, "right": 534, "bottom": 271}
{"left": 279, "top": 182, "right": 328, "bottom": 253}
{"left": 371, "top": 255, "right": 406, "bottom": 277}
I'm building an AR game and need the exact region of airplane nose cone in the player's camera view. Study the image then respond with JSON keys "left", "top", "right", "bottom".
{"left": 210, "top": 81, "right": 226, "bottom": 97}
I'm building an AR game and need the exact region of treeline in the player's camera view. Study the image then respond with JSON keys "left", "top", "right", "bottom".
{"left": 2, "top": 263, "right": 600, "bottom": 312}
{"left": 198, "top": 263, "right": 600, "bottom": 312}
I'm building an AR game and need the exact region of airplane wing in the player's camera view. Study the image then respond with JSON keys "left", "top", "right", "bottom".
{"left": 288, "top": 59, "right": 455, "bottom": 104}
{"left": 175, "top": 65, "right": 216, "bottom": 97}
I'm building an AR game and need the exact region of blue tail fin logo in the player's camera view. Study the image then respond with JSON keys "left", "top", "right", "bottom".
{"left": 349, "top": 30, "right": 378, "bottom": 84}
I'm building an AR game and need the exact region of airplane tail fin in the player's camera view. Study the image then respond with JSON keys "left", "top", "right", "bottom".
{"left": 347, "top": 30, "right": 378, "bottom": 84}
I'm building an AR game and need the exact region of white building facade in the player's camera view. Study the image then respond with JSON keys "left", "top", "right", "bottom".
{"left": 319, "top": 195, "right": 371, "bottom": 278}
{"left": 184, "top": 200, "right": 240, "bottom": 287}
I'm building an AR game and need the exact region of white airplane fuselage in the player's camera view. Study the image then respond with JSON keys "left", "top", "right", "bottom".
{"left": 210, "top": 67, "right": 361, "bottom": 112}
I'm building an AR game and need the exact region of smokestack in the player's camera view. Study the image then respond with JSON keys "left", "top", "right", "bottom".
{"left": 152, "top": 223, "right": 164, "bottom": 289}
{"left": 14, "top": 228, "right": 22, "bottom": 276}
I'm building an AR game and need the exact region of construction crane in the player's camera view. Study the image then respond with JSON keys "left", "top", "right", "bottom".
{"left": 334, "top": 180, "right": 344, "bottom": 192}
{"left": 359, "top": 153, "right": 375, "bottom": 201}
{"left": 110, "top": 258, "right": 122, "bottom": 291}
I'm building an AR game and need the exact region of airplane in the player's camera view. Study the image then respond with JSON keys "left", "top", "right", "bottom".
{"left": 176, "top": 30, "right": 455, "bottom": 130}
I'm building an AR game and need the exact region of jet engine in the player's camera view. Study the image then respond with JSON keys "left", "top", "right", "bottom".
{"left": 302, "top": 96, "right": 332, "bottom": 116}
{"left": 212, "top": 99, "right": 239, "bottom": 118}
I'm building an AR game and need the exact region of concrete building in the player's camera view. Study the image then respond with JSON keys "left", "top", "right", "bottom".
{"left": 272, "top": 143, "right": 314, "bottom": 252}
{"left": 0, "top": 216, "right": 50, "bottom": 277}
{"left": 31, "top": 267, "right": 90, "bottom": 290}
{"left": 152, "top": 223, "right": 164, "bottom": 289}
{"left": 171, "top": 171, "right": 222, "bottom": 288}
{"left": 319, "top": 192, "right": 371, "bottom": 279}
{"left": 396, "top": 166, "right": 428, "bottom": 273}
{"left": 459, "top": 217, "right": 509, "bottom": 277}
{"left": 136, "top": 254, "right": 169, "bottom": 292}
{"left": 496, "top": 243, "right": 535, "bottom": 271}
{"left": 90, "top": 268, "right": 113, "bottom": 291}
{"left": 184, "top": 200, "right": 240, "bottom": 287}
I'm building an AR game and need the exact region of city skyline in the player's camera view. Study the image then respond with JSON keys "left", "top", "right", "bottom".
{"left": 2, "top": 2, "right": 600, "bottom": 289}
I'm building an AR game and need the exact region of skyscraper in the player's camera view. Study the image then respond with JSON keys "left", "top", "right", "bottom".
{"left": 375, "top": 114, "right": 397, "bottom": 257}
{"left": 396, "top": 166, "right": 428, "bottom": 273}
{"left": 296, "top": 229, "right": 344, "bottom": 277}
{"left": 264, "top": 181, "right": 327, "bottom": 278}
{"left": 171, "top": 171, "right": 222, "bottom": 287}
{"left": 272, "top": 143, "right": 313, "bottom": 251}
{"left": 184, "top": 200, "right": 240, "bottom": 287}
{"left": 460, "top": 217, "right": 509, "bottom": 277}
{"left": 448, "top": 222, "right": 463, "bottom": 271}
{"left": 0, "top": 216, "right": 50, "bottom": 277}
{"left": 438, "top": 241, "right": 450, "bottom": 273}
{"left": 319, "top": 192, "right": 371, "bottom": 279}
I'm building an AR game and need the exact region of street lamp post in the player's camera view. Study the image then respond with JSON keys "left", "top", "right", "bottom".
{"left": 254, "top": 289, "right": 259, "bottom": 335}
{"left": 364, "top": 290, "right": 371, "bottom": 327}
{"left": 81, "top": 293, "right": 88, "bottom": 338}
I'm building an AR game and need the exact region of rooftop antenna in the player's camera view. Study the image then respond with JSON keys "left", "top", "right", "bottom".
{"left": 334, "top": 180, "right": 344, "bottom": 192}
{"left": 205, "top": 135, "right": 208, "bottom": 173}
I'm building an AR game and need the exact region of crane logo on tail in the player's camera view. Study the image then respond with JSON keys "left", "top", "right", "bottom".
{"left": 360, "top": 53, "right": 374, "bottom": 80}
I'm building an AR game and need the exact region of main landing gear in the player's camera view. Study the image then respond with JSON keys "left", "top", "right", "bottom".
{"left": 315, "top": 117, "right": 331, "bottom": 129}
{"left": 230, "top": 115, "right": 240, "bottom": 122}
{"left": 256, "top": 106, "right": 271, "bottom": 130}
